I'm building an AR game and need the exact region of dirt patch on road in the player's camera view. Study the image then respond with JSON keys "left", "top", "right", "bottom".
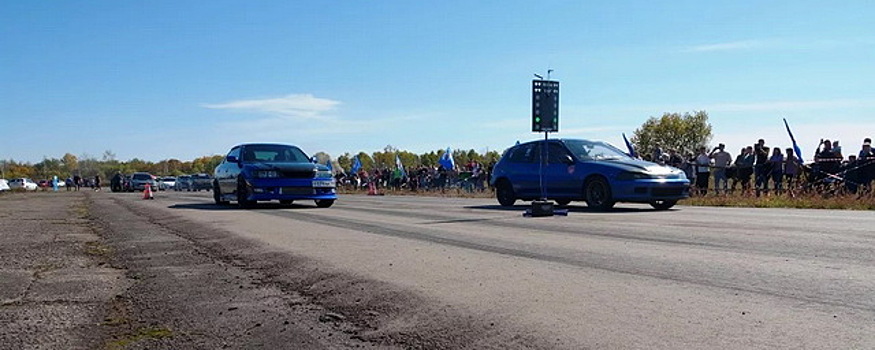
{"left": 104, "top": 194, "right": 549, "bottom": 349}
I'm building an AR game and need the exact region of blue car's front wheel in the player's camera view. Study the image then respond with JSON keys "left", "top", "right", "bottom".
{"left": 495, "top": 180, "right": 516, "bottom": 207}
{"left": 584, "top": 177, "right": 614, "bottom": 211}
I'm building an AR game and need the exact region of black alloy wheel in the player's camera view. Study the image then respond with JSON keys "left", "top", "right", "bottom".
{"left": 236, "top": 178, "right": 256, "bottom": 208}
{"left": 315, "top": 199, "right": 335, "bottom": 208}
{"left": 584, "top": 177, "right": 615, "bottom": 211}
{"left": 650, "top": 199, "right": 677, "bottom": 210}
{"left": 496, "top": 180, "right": 516, "bottom": 207}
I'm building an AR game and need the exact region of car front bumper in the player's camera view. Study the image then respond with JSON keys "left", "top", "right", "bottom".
{"left": 612, "top": 179, "right": 690, "bottom": 202}
{"left": 243, "top": 178, "right": 337, "bottom": 201}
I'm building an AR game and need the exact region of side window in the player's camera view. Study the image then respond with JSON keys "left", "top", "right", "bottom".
{"left": 508, "top": 144, "right": 533, "bottom": 163}
{"left": 227, "top": 147, "right": 241, "bottom": 161}
{"left": 547, "top": 142, "right": 571, "bottom": 164}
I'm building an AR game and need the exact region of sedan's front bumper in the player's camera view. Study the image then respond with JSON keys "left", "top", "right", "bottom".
{"left": 243, "top": 178, "right": 337, "bottom": 201}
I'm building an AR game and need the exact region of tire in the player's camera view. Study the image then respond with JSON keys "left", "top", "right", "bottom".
{"left": 554, "top": 199, "right": 572, "bottom": 206}
{"left": 495, "top": 180, "right": 516, "bottom": 207}
{"left": 584, "top": 177, "right": 615, "bottom": 211}
{"left": 315, "top": 199, "right": 334, "bottom": 208}
{"left": 650, "top": 199, "right": 677, "bottom": 210}
{"left": 213, "top": 181, "right": 229, "bottom": 205}
{"left": 236, "top": 178, "right": 256, "bottom": 208}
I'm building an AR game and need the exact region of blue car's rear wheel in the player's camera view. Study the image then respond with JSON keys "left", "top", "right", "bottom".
{"left": 584, "top": 177, "right": 614, "bottom": 211}
{"left": 213, "top": 181, "right": 229, "bottom": 205}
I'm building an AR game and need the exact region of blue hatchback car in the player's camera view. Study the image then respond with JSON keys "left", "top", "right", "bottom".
{"left": 213, "top": 143, "right": 337, "bottom": 208}
{"left": 490, "top": 139, "right": 690, "bottom": 210}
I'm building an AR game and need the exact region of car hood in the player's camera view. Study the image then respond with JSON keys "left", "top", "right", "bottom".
{"left": 246, "top": 162, "right": 327, "bottom": 172}
{"left": 597, "top": 158, "right": 683, "bottom": 175}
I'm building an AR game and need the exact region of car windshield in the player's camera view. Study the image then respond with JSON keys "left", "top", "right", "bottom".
{"left": 563, "top": 140, "right": 632, "bottom": 161}
{"left": 242, "top": 145, "right": 308, "bottom": 163}
{"left": 133, "top": 174, "right": 151, "bottom": 180}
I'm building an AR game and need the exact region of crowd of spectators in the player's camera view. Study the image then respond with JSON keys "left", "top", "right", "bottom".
{"left": 335, "top": 161, "right": 494, "bottom": 193}
{"left": 646, "top": 137, "right": 875, "bottom": 197}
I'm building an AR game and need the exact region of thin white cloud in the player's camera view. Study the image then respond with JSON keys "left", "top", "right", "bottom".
{"left": 203, "top": 94, "right": 341, "bottom": 119}
{"left": 686, "top": 40, "right": 764, "bottom": 52}
{"left": 703, "top": 99, "right": 875, "bottom": 113}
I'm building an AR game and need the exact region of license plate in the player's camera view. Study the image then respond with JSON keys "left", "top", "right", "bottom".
{"left": 312, "top": 180, "right": 335, "bottom": 188}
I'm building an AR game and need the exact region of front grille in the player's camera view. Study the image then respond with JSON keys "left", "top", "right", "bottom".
{"left": 281, "top": 171, "right": 314, "bottom": 179}
{"left": 651, "top": 187, "right": 686, "bottom": 197}
{"left": 280, "top": 187, "right": 314, "bottom": 195}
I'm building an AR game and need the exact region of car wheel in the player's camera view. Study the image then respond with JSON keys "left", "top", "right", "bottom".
{"left": 584, "top": 177, "right": 615, "bottom": 211}
{"left": 279, "top": 200, "right": 294, "bottom": 205}
{"left": 554, "top": 199, "right": 572, "bottom": 206}
{"left": 650, "top": 199, "right": 677, "bottom": 210}
{"left": 315, "top": 199, "right": 334, "bottom": 208}
{"left": 213, "top": 181, "right": 229, "bottom": 205}
{"left": 495, "top": 180, "right": 516, "bottom": 207}
{"left": 236, "top": 178, "right": 256, "bottom": 208}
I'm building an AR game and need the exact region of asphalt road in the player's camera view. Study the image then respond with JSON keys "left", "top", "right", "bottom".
{"left": 121, "top": 190, "right": 875, "bottom": 349}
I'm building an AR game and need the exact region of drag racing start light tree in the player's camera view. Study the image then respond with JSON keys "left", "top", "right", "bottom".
{"left": 532, "top": 80, "right": 559, "bottom": 132}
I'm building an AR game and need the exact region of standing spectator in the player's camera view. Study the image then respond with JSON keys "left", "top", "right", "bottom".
{"left": 652, "top": 143, "right": 664, "bottom": 165}
{"left": 709, "top": 144, "right": 732, "bottom": 195}
{"left": 667, "top": 149, "right": 683, "bottom": 169}
{"left": 753, "top": 139, "right": 770, "bottom": 197}
{"left": 858, "top": 138, "right": 874, "bottom": 192}
{"left": 814, "top": 139, "right": 842, "bottom": 185}
{"left": 833, "top": 140, "right": 842, "bottom": 157}
{"left": 94, "top": 174, "right": 102, "bottom": 192}
{"left": 65, "top": 177, "right": 74, "bottom": 191}
{"left": 784, "top": 148, "right": 799, "bottom": 197}
{"left": 733, "top": 147, "right": 754, "bottom": 194}
{"left": 768, "top": 148, "right": 784, "bottom": 195}
{"left": 695, "top": 147, "right": 711, "bottom": 196}
{"left": 73, "top": 175, "right": 81, "bottom": 191}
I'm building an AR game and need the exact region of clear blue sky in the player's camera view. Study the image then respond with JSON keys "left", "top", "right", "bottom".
{"left": 3, "top": 1, "right": 874, "bottom": 164}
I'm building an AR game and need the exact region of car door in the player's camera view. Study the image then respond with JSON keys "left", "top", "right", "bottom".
{"left": 217, "top": 146, "right": 242, "bottom": 194}
{"left": 508, "top": 143, "right": 541, "bottom": 198}
{"left": 543, "top": 141, "right": 580, "bottom": 198}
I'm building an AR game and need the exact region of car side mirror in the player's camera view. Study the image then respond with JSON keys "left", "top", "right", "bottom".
{"left": 562, "top": 154, "right": 574, "bottom": 165}
{"left": 226, "top": 155, "right": 239, "bottom": 163}
{"left": 310, "top": 156, "right": 318, "bottom": 164}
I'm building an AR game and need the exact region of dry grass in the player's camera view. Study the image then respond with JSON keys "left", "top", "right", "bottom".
{"left": 681, "top": 191, "right": 875, "bottom": 210}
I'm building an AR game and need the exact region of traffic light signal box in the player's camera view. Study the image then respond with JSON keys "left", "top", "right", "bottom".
{"left": 532, "top": 80, "right": 559, "bottom": 132}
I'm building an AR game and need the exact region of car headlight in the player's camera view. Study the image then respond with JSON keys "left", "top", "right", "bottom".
{"left": 254, "top": 170, "right": 279, "bottom": 178}
{"left": 315, "top": 170, "right": 332, "bottom": 179}
{"left": 617, "top": 171, "right": 657, "bottom": 180}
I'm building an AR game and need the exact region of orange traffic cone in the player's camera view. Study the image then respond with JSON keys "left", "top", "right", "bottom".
{"left": 143, "top": 183, "right": 154, "bottom": 200}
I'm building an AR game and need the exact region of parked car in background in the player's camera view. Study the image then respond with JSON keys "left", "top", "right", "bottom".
{"left": 190, "top": 173, "right": 212, "bottom": 191}
{"left": 0, "top": 179, "right": 10, "bottom": 192}
{"left": 158, "top": 177, "right": 176, "bottom": 191}
{"left": 129, "top": 172, "right": 158, "bottom": 191}
{"left": 213, "top": 143, "right": 337, "bottom": 208}
{"left": 174, "top": 175, "right": 192, "bottom": 191}
{"left": 490, "top": 138, "right": 690, "bottom": 210}
{"left": 8, "top": 178, "right": 38, "bottom": 191}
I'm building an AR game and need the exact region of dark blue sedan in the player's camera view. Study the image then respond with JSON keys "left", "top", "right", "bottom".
{"left": 213, "top": 143, "right": 337, "bottom": 208}
{"left": 490, "top": 139, "right": 690, "bottom": 210}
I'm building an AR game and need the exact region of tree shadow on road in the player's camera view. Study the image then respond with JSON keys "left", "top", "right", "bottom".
{"left": 168, "top": 202, "right": 318, "bottom": 211}
{"left": 465, "top": 204, "right": 668, "bottom": 214}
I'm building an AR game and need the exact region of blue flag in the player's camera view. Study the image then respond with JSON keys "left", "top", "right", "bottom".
{"left": 783, "top": 118, "right": 804, "bottom": 163}
{"left": 623, "top": 133, "right": 638, "bottom": 158}
{"left": 439, "top": 147, "right": 455, "bottom": 170}
{"left": 351, "top": 156, "right": 362, "bottom": 174}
